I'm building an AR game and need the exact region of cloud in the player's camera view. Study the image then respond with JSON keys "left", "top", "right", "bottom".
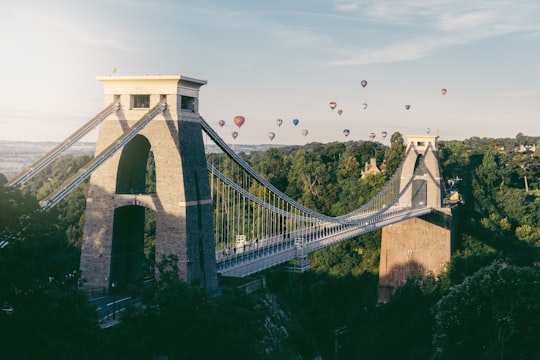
{"left": 494, "top": 89, "right": 540, "bottom": 97}
{"left": 8, "top": 4, "right": 143, "bottom": 53}
{"left": 269, "top": 24, "right": 335, "bottom": 48}
{"left": 328, "top": 0, "right": 540, "bottom": 65}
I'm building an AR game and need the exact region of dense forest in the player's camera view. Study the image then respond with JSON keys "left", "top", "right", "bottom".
{"left": 1, "top": 132, "right": 539, "bottom": 359}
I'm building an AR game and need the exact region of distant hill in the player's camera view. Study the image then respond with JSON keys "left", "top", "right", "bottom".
{"left": 0, "top": 140, "right": 286, "bottom": 180}
{"left": 0, "top": 141, "right": 96, "bottom": 180}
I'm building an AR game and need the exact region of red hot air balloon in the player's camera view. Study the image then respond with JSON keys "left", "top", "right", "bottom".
{"left": 361, "top": 80, "right": 368, "bottom": 88}
{"left": 329, "top": 101, "right": 337, "bottom": 110}
{"left": 218, "top": 119, "right": 225, "bottom": 127}
{"left": 234, "top": 115, "right": 245, "bottom": 128}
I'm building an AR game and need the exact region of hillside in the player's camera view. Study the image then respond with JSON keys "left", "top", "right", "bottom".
{"left": 0, "top": 140, "right": 287, "bottom": 180}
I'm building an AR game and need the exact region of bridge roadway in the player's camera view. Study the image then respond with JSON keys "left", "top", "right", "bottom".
{"left": 216, "top": 205, "right": 432, "bottom": 277}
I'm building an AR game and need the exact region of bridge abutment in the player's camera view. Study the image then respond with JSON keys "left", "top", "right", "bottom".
{"left": 378, "top": 208, "right": 454, "bottom": 303}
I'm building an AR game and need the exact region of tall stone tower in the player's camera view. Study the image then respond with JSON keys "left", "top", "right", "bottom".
{"left": 80, "top": 75, "right": 217, "bottom": 291}
{"left": 378, "top": 135, "right": 453, "bottom": 302}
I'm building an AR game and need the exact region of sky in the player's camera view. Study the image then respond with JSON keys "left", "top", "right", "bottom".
{"left": 1, "top": 0, "right": 539, "bottom": 146}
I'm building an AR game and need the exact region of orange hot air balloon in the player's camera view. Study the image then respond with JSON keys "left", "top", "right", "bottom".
{"left": 218, "top": 119, "right": 225, "bottom": 127}
{"left": 329, "top": 101, "right": 337, "bottom": 110}
{"left": 441, "top": 88, "right": 447, "bottom": 95}
{"left": 234, "top": 115, "right": 245, "bottom": 128}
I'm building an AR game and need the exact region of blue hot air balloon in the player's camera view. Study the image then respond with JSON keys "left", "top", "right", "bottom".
{"left": 293, "top": 119, "right": 299, "bottom": 126}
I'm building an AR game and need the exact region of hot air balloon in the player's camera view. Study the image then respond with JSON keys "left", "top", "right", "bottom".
{"left": 426, "top": 128, "right": 431, "bottom": 134}
{"left": 276, "top": 118, "right": 283, "bottom": 127}
{"left": 112, "top": 67, "right": 117, "bottom": 74}
{"left": 405, "top": 105, "right": 411, "bottom": 110}
{"left": 337, "top": 109, "right": 343, "bottom": 116}
{"left": 301, "top": 129, "right": 309, "bottom": 137}
{"left": 293, "top": 119, "right": 299, "bottom": 126}
{"left": 234, "top": 115, "right": 245, "bottom": 128}
{"left": 231, "top": 131, "right": 238, "bottom": 139}
{"left": 361, "top": 80, "right": 368, "bottom": 88}
{"left": 362, "top": 103, "right": 368, "bottom": 110}
{"left": 343, "top": 129, "right": 350, "bottom": 137}
{"left": 218, "top": 119, "right": 225, "bottom": 127}
{"left": 329, "top": 101, "right": 337, "bottom": 110}
{"left": 381, "top": 131, "right": 388, "bottom": 139}
{"left": 369, "top": 132, "right": 376, "bottom": 140}
{"left": 268, "top": 132, "right": 275, "bottom": 141}
{"left": 441, "top": 88, "right": 447, "bottom": 95}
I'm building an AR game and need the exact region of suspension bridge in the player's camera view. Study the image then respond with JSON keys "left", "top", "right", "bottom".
{"left": 6, "top": 75, "right": 453, "bottom": 301}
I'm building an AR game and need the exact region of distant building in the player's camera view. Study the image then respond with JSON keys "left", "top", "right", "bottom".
{"left": 362, "top": 158, "right": 385, "bottom": 178}
{"left": 516, "top": 144, "right": 537, "bottom": 153}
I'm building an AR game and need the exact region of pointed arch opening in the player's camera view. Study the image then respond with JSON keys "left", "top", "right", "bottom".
{"left": 116, "top": 135, "right": 155, "bottom": 194}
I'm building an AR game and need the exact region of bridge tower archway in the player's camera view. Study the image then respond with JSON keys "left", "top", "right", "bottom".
{"left": 399, "top": 136, "right": 442, "bottom": 208}
{"left": 79, "top": 75, "right": 217, "bottom": 292}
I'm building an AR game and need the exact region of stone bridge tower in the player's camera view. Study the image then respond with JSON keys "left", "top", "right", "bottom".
{"left": 80, "top": 75, "right": 217, "bottom": 292}
{"left": 378, "top": 135, "right": 454, "bottom": 302}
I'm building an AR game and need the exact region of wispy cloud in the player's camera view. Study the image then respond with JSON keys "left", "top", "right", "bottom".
{"left": 269, "top": 24, "right": 335, "bottom": 48}
{"left": 8, "top": 4, "right": 143, "bottom": 53}
{"left": 328, "top": 0, "right": 540, "bottom": 65}
{"left": 494, "top": 89, "right": 540, "bottom": 97}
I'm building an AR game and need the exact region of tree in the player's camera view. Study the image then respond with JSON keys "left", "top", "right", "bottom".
{"left": 432, "top": 261, "right": 540, "bottom": 359}
{"left": 384, "top": 132, "right": 405, "bottom": 175}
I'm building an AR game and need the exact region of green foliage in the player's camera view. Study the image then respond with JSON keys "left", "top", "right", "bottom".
{"left": 2, "top": 132, "right": 540, "bottom": 358}
{"left": 432, "top": 261, "right": 540, "bottom": 359}
{"left": 384, "top": 132, "right": 405, "bottom": 174}
{"left": 310, "top": 231, "right": 381, "bottom": 276}
{"left": 0, "top": 183, "right": 101, "bottom": 359}
{"left": 106, "top": 255, "right": 266, "bottom": 359}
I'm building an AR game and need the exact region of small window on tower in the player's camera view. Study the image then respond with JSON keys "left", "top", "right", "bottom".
{"left": 132, "top": 95, "right": 150, "bottom": 108}
{"left": 181, "top": 96, "right": 195, "bottom": 112}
